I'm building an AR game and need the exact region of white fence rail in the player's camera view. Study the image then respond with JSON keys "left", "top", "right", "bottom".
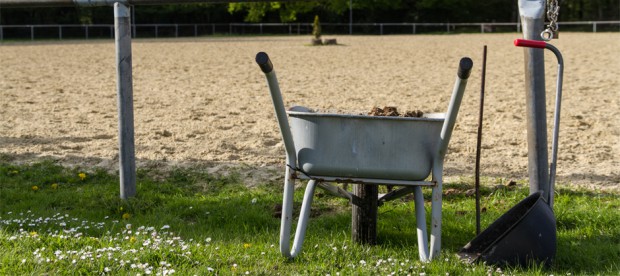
{"left": 1, "top": 21, "right": 618, "bottom": 41}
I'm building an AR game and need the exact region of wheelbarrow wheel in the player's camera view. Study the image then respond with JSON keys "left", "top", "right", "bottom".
{"left": 351, "top": 184, "right": 378, "bottom": 245}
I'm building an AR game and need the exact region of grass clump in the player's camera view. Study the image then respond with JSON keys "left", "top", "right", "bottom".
{"left": 0, "top": 160, "right": 618, "bottom": 274}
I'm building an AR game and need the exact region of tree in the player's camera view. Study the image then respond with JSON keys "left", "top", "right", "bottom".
{"left": 228, "top": 2, "right": 317, "bottom": 23}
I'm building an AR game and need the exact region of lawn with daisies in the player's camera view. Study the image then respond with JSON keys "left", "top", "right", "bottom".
{"left": 1, "top": 159, "right": 619, "bottom": 275}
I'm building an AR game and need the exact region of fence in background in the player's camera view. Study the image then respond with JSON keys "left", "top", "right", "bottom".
{"left": 1, "top": 21, "right": 618, "bottom": 41}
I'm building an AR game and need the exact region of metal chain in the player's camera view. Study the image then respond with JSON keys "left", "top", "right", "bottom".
{"left": 542, "top": 0, "right": 560, "bottom": 40}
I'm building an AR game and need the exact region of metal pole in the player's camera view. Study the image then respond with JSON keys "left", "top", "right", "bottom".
{"left": 519, "top": 0, "right": 549, "bottom": 201}
{"left": 475, "top": 46, "right": 488, "bottom": 235}
{"left": 131, "top": 4, "right": 135, "bottom": 38}
{"left": 349, "top": 0, "right": 352, "bottom": 35}
{"left": 114, "top": 2, "right": 136, "bottom": 199}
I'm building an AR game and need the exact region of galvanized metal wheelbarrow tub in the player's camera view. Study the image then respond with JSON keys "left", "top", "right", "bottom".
{"left": 256, "top": 52, "right": 473, "bottom": 261}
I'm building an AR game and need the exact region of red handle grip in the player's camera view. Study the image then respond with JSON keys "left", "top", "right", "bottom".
{"left": 514, "top": 39, "right": 547, "bottom": 49}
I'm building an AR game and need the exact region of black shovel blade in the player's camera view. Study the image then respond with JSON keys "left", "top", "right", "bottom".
{"left": 458, "top": 191, "right": 556, "bottom": 267}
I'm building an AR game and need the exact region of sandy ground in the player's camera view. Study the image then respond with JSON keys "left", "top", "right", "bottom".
{"left": 1, "top": 33, "right": 619, "bottom": 191}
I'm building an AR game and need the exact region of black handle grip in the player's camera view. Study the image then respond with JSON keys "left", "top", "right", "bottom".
{"left": 457, "top": 57, "right": 474, "bottom": 79}
{"left": 256, "top": 52, "right": 273, "bottom": 74}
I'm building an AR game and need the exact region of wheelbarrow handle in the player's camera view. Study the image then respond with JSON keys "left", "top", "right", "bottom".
{"left": 255, "top": 52, "right": 297, "bottom": 168}
{"left": 256, "top": 52, "right": 274, "bottom": 74}
{"left": 458, "top": 57, "right": 474, "bottom": 79}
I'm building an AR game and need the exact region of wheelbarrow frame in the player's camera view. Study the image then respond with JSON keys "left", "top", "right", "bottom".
{"left": 256, "top": 52, "right": 473, "bottom": 261}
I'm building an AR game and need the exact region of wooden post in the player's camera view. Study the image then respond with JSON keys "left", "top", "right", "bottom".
{"left": 352, "top": 184, "right": 378, "bottom": 244}
{"left": 115, "top": 3, "right": 137, "bottom": 199}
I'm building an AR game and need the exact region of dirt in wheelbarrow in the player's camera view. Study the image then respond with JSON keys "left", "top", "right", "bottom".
{"left": 368, "top": 106, "right": 424, "bottom": 117}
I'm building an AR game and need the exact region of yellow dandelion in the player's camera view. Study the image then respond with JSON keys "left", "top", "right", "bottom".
{"left": 122, "top": 213, "right": 131, "bottom": 220}
{"left": 78, "top": 172, "right": 87, "bottom": 181}
{"left": 31, "top": 185, "right": 39, "bottom": 191}
{"left": 29, "top": 231, "right": 38, "bottom": 237}
{"left": 129, "top": 236, "right": 137, "bottom": 243}
{"left": 51, "top": 183, "right": 59, "bottom": 189}
{"left": 243, "top": 243, "right": 251, "bottom": 249}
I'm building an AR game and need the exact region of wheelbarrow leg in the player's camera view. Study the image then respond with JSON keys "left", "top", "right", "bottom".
{"left": 413, "top": 186, "right": 430, "bottom": 262}
{"left": 280, "top": 166, "right": 318, "bottom": 258}
{"left": 429, "top": 163, "right": 443, "bottom": 260}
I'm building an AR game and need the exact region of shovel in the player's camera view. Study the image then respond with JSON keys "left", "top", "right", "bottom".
{"left": 458, "top": 39, "right": 564, "bottom": 267}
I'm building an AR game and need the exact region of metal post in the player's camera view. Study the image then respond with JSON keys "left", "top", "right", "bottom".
{"left": 114, "top": 2, "right": 136, "bottom": 199}
{"left": 593, "top": 22, "right": 597, "bottom": 32}
{"left": 131, "top": 5, "right": 136, "bottom": 38}
{"left": 194, "top": 24, "right": 197, "bottom": 37}
{"left": 31, "top": 25, "right": 34, "bottom": 40}
{"left": 85, "top": 26, "right": 89, "bottom": 39}
{"left": 519, "top": 0, "right": 549, "bottom": 201}
{"left": 349, "top": 0, "right": 352, "bottom": 35}
{"left": 175, "top": 24, "right": 178, "bottom": 37}
{"left": 58, "top": 25, "right": 62, "bottom": 39}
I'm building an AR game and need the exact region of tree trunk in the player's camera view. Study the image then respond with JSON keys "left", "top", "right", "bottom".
{"left": 351, "top": 184, "right": 378, "bottom": 245}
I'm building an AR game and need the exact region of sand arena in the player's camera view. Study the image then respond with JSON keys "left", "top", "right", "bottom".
{"left": 1, "top": 33, "right": 618, "bottom": 191}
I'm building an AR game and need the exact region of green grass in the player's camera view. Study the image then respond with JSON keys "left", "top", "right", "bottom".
{"left": 0, "top": 160, "right": 618, "bottom": 275}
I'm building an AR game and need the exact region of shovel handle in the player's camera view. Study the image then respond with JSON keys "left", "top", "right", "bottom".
{"left": 514, "top": 39, "right": 547, "bottom": 49}
{"left": 514, "top": 38, "right": 564, "bottom": 209}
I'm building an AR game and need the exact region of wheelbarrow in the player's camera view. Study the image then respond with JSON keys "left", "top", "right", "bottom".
{"left": 256, "top": 52, "right": 473, "bottom": 261}
{"left": 458, "top": 39, "right": 564, "bottom": 267}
